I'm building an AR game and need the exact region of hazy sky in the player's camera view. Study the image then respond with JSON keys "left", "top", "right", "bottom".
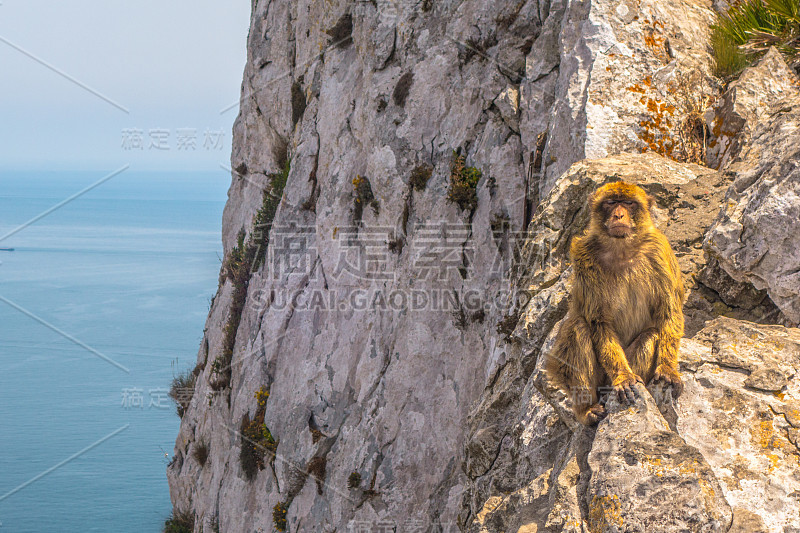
{"left": 0, "top": 1, "right": 252, "bottom": 171}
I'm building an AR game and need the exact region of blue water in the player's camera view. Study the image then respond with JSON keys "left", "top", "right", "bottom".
{"left": 0, "top": 170, "right": 227, "bottom": 532}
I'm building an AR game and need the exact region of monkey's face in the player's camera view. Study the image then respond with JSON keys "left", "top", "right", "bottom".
{"left": 590, "top": 182, "right": 653, "bottom": 239}
{"left": 601, "top": 198, "right": 637, "bottom": 238}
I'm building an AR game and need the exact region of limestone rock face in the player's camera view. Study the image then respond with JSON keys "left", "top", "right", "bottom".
{"left": 521, "top": 0, "right": 717, "bottom": 200}
{"left": 677, "top": 318, "right": 800, "bottom": 533}
{"left": 705, "top": 87, "right": 800, "bottom": 325}
{"left": 167, "top": 0, "right": 800, "bottom": 531}
{"left": 470, "top": 318, "right": 800, "bottom": 533}
{"left": 705, "top": 48, "right": 800, "bottom": 170}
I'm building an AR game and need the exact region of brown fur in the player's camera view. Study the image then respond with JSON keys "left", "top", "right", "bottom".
{"left": 545, "top": 182, "right": 685, "bottom": 425}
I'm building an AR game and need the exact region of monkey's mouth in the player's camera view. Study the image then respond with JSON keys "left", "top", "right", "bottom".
{"left": 608, "top": 223, "right": 633, "bottom": 238}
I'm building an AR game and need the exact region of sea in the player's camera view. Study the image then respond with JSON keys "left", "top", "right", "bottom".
{"left": 0, "top": 170, "right": 228, "bottom": 532}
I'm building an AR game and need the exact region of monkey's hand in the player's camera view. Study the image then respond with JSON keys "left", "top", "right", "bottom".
{"left": 651, "top": 365, "right": 683, "bottom": 398}
{"left": 612, "top": 372, "right": 644, "bottom": 404}
{"left": 581, "top": 403, "right": 607, "bottom": 425}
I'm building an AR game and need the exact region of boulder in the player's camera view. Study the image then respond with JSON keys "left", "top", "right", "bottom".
{"left": 675, "top": 318, "right": 800, "bottom": 532}
{"left": 587, "top": 382, "right": 732, "bottom": 533}
{"left": 705, "top": 48, "right": 800, "bottom": 170}
{"left": 705, "top": 94, "right": 800, "bottom": 325}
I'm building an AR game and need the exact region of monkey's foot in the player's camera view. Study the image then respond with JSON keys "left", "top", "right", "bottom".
{"left": 578, "top": 403, "right": 607, "bottom": 425}
{"left": 612, "top": 373, "right": 644, "bottom": 404}
{"left": 651, "top": 366, "right": 683, "bottom": 398}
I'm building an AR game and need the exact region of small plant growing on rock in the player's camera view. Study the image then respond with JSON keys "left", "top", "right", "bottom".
{"left": 325, "top": 13, "right": 353, "bottom": 48}
{"left": 167, "top": 450, "right": 182, "bottom": 470}
{"left": 212, "top": 162, "right": 290, "bottom": 391}
{"left": 352, "top": 175, "right": 380, "bottom": 223}
{"left": 239, "top": 414, "right": 278, "bottom": 479}
{"left": 393, "top": 71, "right": 414, "bottom": 107}
{"left": 452, "top": 305, "right": 469, "bottom": 330}
{"left": 192, "top": 440, "right": 209, "bottom": 467}
{"left": 307, "top": 456, "right": 328, "bottom": 494}
{"left": 163, "top": 509, "right": 194, "bottom": 533}
{"left": 362, "top": 470, "right": 380, "bottom": 498}
{"left": 291, "top": 80, "right": 306, "bottom": 126}
{"left": 629, "top": 70, "right": 715, "bottom": 165}
{"left": 711, "top": 0, "right": 800, "bottom": 77}
{"left": 410, "top": 163, "right": 433, "bottom": 191}
{"left": 273, "top": 501, "right": 288, "bottom": 531}
{"left": 255, "top": 386, "right": 270, "bottom": 408}
{"left": 496, "top": 312, "right": 520, "bottom": 342}
{"left": 447, "top": 152, "right": 482, "bottom": 211}
{"left": 387, "top": 235, "right": 405, "bottom": 254}
{"left": 309, "top": 427, "right": 325, "bottom": 443}
{"left": 169, "top": 368, "right": 197, "bottom": 418}
{"left": 239, "top": 388, "right": 278, "bottom": 481}
{"left": 664, "top": 70, "right": 715, "bottom": 165}
{"left": 347, "top": 471, "right": 362, "bottom": 489}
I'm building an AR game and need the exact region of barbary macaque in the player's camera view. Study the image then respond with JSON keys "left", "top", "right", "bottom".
{"left": 545, "top": 182, "right": 684, "bottom": 425}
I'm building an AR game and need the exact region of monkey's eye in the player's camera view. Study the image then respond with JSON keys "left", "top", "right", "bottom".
{"left": 603, "top": 200, "right": 617, "bottom": 207}
{"left": 622, "top": 200, "right": 634, "bottom": 206}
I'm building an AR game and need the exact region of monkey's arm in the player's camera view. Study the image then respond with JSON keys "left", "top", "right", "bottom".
{"left": 650, "top": 241, "right": 685, "bottom": 396}
{"left": 546, "top": 314, "right": 609, "bottom": 425}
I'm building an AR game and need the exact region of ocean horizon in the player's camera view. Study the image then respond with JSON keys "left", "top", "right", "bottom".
{"left": 0, "top": 170, "right": 228, "bottom": 532}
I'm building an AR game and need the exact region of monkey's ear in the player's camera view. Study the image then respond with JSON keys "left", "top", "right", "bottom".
{"left": 646, "top": 195, "right": 655, "bottom": 210}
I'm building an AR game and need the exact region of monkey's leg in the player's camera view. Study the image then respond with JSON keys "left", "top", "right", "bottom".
{"left": 547, "top": 317, "right": 606, "bottom": 425}
{"left": 624, "top": 327, "right": 658, "bottom": 378}
{"left": 576, "top": 401, "right": 607, "bottom": 425}
{"left": 593, "top": 322, "right": 642, "bottom": 404}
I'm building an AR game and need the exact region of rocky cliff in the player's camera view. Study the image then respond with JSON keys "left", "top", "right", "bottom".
{"left": 167, "top": 0, "right": 800, "bottom": 531}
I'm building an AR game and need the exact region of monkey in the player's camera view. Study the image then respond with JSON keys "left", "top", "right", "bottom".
{"left": 544, "top": 181, "right": 684, "bottom": 425}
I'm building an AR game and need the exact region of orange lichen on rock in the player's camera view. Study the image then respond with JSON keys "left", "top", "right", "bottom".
{"left": 589, "top": 494, "right": 623, "bottom": 533}
{"left": 643, "top": 19, "right": 671, "bottom": 64}
{"left": 748, "top": 415, "right": 793, "bottom": 473}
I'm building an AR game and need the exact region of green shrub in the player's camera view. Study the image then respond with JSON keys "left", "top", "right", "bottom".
{"left": 239, "top": 387, "right": 277, "bottom": 480}
{"left": 210, "top": 230, "right": 246, "bottom": 390}
{"left": 447, "top": 152, "right": 482, "bottom": 211}
{"left": 163, "top": 509, "right": 193, "bottom": 533}
{"left": 711, "top": 0, "right": 800, "bottom": 77}
{"left": 253, "top": 160, "right": 291, "bottom": 272}
{"left": 240, "top": 413, "right": 277, "bottom": 480}
{"left": 211, "top": 163, "right": 290, "bottom": 390}
{"left": 168, "top": 369, "right": 197, "bottom": 417}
